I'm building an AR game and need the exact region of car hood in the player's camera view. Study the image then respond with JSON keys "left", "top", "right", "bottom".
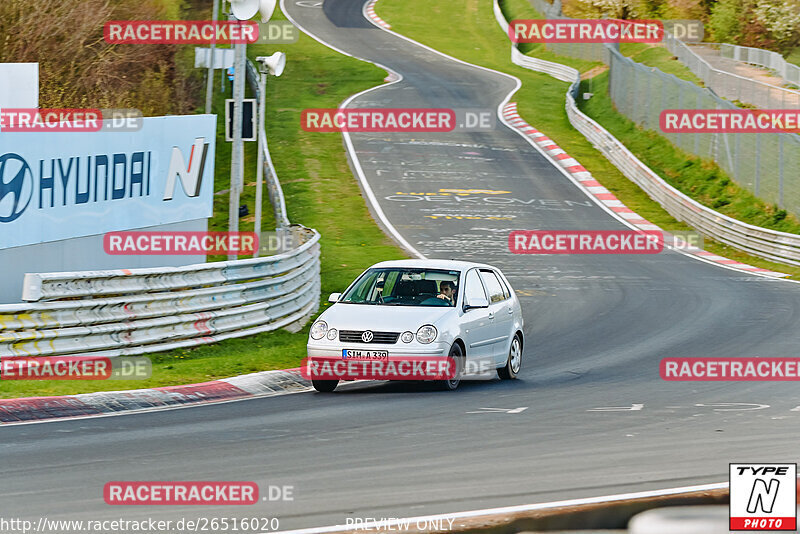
{"left": 320, "top": 304, "right": 453, "bottom": 331}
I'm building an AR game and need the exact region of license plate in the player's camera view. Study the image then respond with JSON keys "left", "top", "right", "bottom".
{"left": 342, "top": 349, "right": 389, "bottom": 360}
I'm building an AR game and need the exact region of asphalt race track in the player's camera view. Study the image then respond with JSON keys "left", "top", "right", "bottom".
{"left": 3, "top": 0, "right": 800, "bottom": 531}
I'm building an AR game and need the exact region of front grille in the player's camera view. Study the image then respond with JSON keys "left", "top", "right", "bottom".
{"left": 339, "top": 330, "right": 400, "bottom": 344}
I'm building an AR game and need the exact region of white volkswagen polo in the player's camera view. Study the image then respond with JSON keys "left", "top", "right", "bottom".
{"left": 306, "top": 259, "right": 524, "bottom": 392}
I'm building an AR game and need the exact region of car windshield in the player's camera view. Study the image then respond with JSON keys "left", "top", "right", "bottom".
{"left": 340, "top": 268, "right": 461, "bottom": 307}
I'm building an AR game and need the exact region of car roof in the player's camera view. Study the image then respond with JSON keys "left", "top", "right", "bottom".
{"left": 368, "top": 259, "right": 499, "bottom": 272}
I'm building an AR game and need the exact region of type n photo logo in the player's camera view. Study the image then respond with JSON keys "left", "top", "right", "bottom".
{"left": 730, "top": 463, "right": 797, "bottom": 531}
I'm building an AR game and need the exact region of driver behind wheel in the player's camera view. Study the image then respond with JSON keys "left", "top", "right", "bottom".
{"left": 437, "top": 280, "right": 456, "bottom": 305}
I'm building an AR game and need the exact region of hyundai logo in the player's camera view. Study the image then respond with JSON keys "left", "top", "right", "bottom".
{"left": 361, "top": 331, "right": 374, "bottom": 343}
{"left": 0, "top": 153, "right": 33, "bottom": 223}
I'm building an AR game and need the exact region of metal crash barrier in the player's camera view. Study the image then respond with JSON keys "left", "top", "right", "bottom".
{"left": 0, "top": 226, "right": 320, "bottom": 358}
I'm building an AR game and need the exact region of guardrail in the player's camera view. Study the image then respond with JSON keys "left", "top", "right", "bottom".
{"left": 0, "top": 226, "right": 320, "bottom": 358}
{"left": 720, "top": 43, "right": 800, "bottom": 88}
{"left": 495, "top": 0, "right": 800, "bottom": 267}
{"left": 512, "top": 47, "right": 577, "bottom": 84}
{"left": 662, "top": 35, "right": 800, "bottom": 110}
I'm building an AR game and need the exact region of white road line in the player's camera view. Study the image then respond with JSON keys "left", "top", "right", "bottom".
{"left": 465, "top": 406, "right": 528, "bottom": 414}
{"left": 588, "top": 404, "right": 645, "bottom": 412}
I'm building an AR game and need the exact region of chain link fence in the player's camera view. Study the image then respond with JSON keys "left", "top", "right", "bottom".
{"left": 608, "top": 51, "right": 800, "bottom": 215}
{"left": 720, "top": 43, "right": 800, "bottom": 88}
{"left": 523, "top": 0, "right": 800, "bottom": 216}
{"left": 663, "top": 37, "right": 800, "bottom": 109}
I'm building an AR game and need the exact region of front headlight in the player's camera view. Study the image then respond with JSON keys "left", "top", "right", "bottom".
{"left": 416, "top": 325, "right": 437, "bottom": 344}
{"left": 326, "top": 328, "right": 338, "bottom": 340}
{"left": 310, "top": 321, "right": 328, "bottom": 340}
{"left": 400, "top": 331, "right": 414, "bottom": 343}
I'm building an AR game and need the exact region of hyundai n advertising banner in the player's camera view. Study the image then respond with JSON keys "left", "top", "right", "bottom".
{"left": 0, "top": 115, "right": 215, "bottom": 249}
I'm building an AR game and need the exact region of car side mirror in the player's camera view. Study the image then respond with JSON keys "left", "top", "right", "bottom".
{"left": 464, "top": 296, "right": 489, "bottom": 311}
{"left": 328, "top": 292, "right": 342, "bottom": 303}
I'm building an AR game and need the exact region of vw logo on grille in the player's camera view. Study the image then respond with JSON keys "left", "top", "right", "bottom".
{"left": 361, "top": 331, "right": 374, "bottom": 343}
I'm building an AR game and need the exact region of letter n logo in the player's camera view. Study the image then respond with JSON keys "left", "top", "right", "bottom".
{"left": 748, "top": 479, "right": 780, "bottom": 513}
{"left": 163, "top": 138, "right": 209, "bottom": 200}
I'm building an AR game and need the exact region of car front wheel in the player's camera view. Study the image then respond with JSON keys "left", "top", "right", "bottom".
{"left": 438, "top": 343, "right": 464, "bottom": 391}
{"left": 498, "top": 335, "right": 522, "bottom": 380}
{"left": 312, "top": 379, "right": 338, "bottom": 392}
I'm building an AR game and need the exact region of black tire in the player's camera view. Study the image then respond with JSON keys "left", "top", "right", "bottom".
{"left": 498, "top": 334, "right": 522, "bottom": 380}
{"left": 438, "top": 343, "right": 464, "bottom": 391}
{"left": 312, "top": 379, "right": 338, "bottom": 392}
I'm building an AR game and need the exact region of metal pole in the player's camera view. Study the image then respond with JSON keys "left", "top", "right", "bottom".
{"left": 754, "top": 133, "right": 761, "bottom": 196}
{"left": 228, "top": 25, "right": 246, "bottom": 260}
{"left": 734, "top": 123, "right": 741, "bottom": 185}
{"left": 253, "top": 66, "right": 267, "bottom": 258}
{"left": 778, "top": 134, "right": 784, "bottom": 208}
{"left": 694, "top": 90, "right": 700, "bottom": 155}
{"left": 677, "top": 79, "right": 684, "bottom": 150}
{"left": 205, "top": 0, "right": 220, "bottom": 114}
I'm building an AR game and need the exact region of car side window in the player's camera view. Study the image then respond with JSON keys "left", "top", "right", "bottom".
{"left": 496, "top": 272, "right": 511, "bottom": 299}
{"left": 345, "top": 271, "right": 378, "bottom": 303}
{"left": 382, "top": 271, "right": 399, "bottom": 296}
{"left": 479, "top": 270, "right": 507, "bottom": 303}
{"left": 464, "top": 269, "right": 487, "bottom": 304}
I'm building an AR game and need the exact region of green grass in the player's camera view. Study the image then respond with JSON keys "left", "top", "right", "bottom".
{"left": 0, "top": 8, "right": 406, "bottom": 399}
{"left": 374, "top": 0, "right": 800, "bottom": 279}
{"left": 618, "top": 43, "right": 703, "bottom": 84}
{"left": 786, "top": 47, "right": 800, "bottom": 68}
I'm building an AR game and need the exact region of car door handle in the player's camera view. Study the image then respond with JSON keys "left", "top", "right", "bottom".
{"left": 507, "top": 307, "right": 513, "bottom": 314}
{"left": 488, "top": 312, "right": 494, "bottom": 319}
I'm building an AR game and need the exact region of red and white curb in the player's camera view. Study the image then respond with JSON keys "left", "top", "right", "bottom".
{"left": 365, "top": 0, "right": 391, "bottom": 29}
{"left": 0, "top": 368, "right": 312, "bottom": 425}
{"left": 501, "top": 102, "right": 789, "bottom": 278}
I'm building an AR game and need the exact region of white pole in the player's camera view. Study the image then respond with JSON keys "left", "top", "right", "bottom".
{"left": 228, "top": 31, "right": 246, "bottom": 259}
{"left": 254, "top": 67, "right": 267, "bottom": 257}
{"left": 205, "top": 0, "right": 220, "bottom": 114}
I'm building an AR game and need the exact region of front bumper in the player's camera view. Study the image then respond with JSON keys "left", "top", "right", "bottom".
{"left": 307, "top": 342, "right": 449, "bottom": 359}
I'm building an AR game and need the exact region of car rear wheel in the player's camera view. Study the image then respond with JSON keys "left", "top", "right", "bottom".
{"left": 438, "top": 343, "right": 464, "bottom": 391}
{"left": 312, "top": 379, "right": 338, "bottom": 392}
{"left": 498, "top": 335, "right": 522, "bottom": 380}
